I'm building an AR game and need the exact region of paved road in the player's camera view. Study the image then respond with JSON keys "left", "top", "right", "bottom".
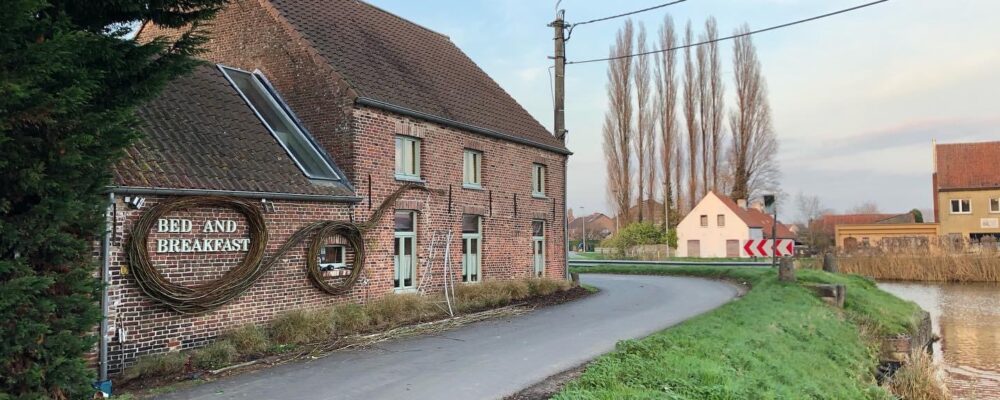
{"left": 158, "top": 274, "right": 739, "bottom": 400}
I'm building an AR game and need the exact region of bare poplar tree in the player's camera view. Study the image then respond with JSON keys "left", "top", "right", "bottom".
{"left": 704, "top": 17, "right": 725, "bottom": 191}
{"left": 682, "top": 21, "right": 700, "bottom": 210}
{"left": 634, "top": 23, "right": 655, "bottom": 222}
{"left": 729, "top": 24, "right": 779, "bottom": 201}
{"left": 654, "top": 15, "right": 678, "bottom": 228}
{"left": 696, "top": 32, "right": 709, "bottom": 199}
{"left": 603, "top": 20, "right": 635, "bottom": 222}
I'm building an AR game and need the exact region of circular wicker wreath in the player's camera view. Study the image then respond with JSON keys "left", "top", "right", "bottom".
{"left": 125, "top": 197, "right": 269, "bottom": 314}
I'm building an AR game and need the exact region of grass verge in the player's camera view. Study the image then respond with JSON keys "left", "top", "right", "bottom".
{"left": 556, "top": 266, "right": 926, "bottom": 399}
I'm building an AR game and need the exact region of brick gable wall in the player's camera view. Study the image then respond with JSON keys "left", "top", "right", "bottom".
{"left": 111, "top": 0, "right": 566, "bottom": 374}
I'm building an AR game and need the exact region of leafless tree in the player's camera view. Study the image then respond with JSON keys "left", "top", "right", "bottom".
{"left": 848, "top": 201, "right": 881, "bottom": 214}
{"left": 633, "top": 23, "right": 655, "bottom": 222}
{"left": 696, "top": 32, "right": 709, "bottom": 198}
{"left": 703, "top": 17, "right": 725, "bottom": 192}
{"left": 603, "top": 20, "right": 635, "bottom": 222}
{"left": 654, "top": 15, "right": 679, "bottom": 228}
{"left": 796, "top": 192, "right": 834, "bottom": 251}
{"left": 728, "top": 24, "right": 778, "bottom": 201}
{"left": 682, "top": 21, "right": 700, "bottom": 210}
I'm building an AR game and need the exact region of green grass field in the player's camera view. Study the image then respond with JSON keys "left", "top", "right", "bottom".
{"left": 557, "top": 266, "right": 923, "bottom": 399}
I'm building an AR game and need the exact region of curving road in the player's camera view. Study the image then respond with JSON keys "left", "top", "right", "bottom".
{"left": 157, "top": 274, "right": 739, "bottom": 400}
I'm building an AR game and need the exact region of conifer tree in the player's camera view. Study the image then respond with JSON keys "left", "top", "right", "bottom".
{"left": 1, "top": 1, "right": 223, "bottom": 397}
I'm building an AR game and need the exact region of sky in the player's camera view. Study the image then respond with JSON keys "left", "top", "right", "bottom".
{"left": 367, "top": 0, "right": 1000, "bottom": 222}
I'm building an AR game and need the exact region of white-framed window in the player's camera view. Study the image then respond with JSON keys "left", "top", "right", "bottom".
{"left": 700, "top": 215, "right": 708, "bottom": 227}
{"left": 393, "top": 211, "right": 417, "bottom": 291}
{"left": 717, "top": 214, "right": 725, "bottom": 227}
{"left": 951, "top": 199, "right": 971, "bottom": 214}
{"left": 219, "top": 65, "right": 340, "bottom": 180}
{"left": 532, "top": 220, "right": 545, "bottom": 277}
{"left": 532, "top": 163, "right": 546, "bottom": 197}
{"left": 317, "top": 244, "right": 347, "bottom": 274}
{"left": 990, "top": 198, "right": 1000, "bottom": 213}
{"left": 395, "top": 136, "right": 421, "bottom": 180}
{"left": 463, "top": 149, "right": 482, "bottom": 188}
{"left": 462, "top": 215, "right": 482, "bottom": 283}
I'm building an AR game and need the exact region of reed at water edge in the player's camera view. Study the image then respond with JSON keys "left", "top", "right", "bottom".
{"left": 836, "top": 238, "right": 1000, "bottom": 282}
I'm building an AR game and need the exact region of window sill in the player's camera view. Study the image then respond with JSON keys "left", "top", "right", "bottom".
{"left": 462, "top": 183, "right": 484, "bottom": 191}
{"left": 532, "top": 193, "right": 548, "bottom": 200}
{"left": 394, "top": 287, "right": 417, "bottom": 294}
{"left": 395, "top": 175, "right": 425, "bottom": 184}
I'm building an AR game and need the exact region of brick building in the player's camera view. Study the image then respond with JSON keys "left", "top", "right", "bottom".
{"left": 99, "top": 0, "right": 568, "bottom": 374}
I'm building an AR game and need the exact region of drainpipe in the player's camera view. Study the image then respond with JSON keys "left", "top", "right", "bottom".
{"left": 99, "top": 192, "right": 114, "bottom": 382}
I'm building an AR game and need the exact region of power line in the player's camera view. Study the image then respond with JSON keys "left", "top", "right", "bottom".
{"left": 566, "top": 0, "right": 889, "bottom": 65}
{"left": 570, "top": 0, "right": 688, "bottom": 27}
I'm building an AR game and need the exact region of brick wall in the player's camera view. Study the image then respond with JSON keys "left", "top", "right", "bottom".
{"left": 105, "top": 196, "right": 365, "bottom": 374}
{"left": 115, "top": 0, "right": 567, "bottom": 374}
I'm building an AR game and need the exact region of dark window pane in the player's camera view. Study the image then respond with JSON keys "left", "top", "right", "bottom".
{"left": 394, "top": 238, "right": 400, "bottom": 255}
{"left": 462, "top": 215, "right": 479, "bottom": 233}
{"left": 532, "top": 220, "right": 544, "bottom": 237}
{"left": 395, "top": 211, "right": 414, "bottom": 232}
{"left": 404, "top": 237, "right": 412, "bottom": 255}
{"left": 471, "top": 238, "right": 478, "bottom": 254}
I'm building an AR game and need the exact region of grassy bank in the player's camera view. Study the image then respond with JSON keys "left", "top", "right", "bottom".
{"left": 558, "top": 266, "right": 927, "bottom": 399}
{"left": 839, "top": 252, "right": 1000, "bottom": 282}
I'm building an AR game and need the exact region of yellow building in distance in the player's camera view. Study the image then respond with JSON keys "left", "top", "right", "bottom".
{"left": 933, "top": 140, "right": 1000, "bottom": 242}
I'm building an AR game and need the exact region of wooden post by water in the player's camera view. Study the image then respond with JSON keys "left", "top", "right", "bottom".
{"left": 822, "top": 253, "right": 838, "bottom": 273}
{"left": 779, "top": 257, "right": 796, "bottom": 282}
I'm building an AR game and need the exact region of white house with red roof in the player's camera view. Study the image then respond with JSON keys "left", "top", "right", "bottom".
{"left": 677, "top": 191, "right": 795, "bottom": 258}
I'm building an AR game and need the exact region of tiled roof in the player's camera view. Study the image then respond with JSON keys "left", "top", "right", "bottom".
{"left": 936, "top": 141, "right": 1000, "bottom": 190}
{"left": 812, "top": 213, "right": 915, "bottom": 235}
{"left": 266, "top": 0, "right": 567, "bottom": 153}
{"left": 114, "top": 65, "right": 355, "bottom": 198}
{"left": 711, "top": 191, "right": 795, "bottom": 239}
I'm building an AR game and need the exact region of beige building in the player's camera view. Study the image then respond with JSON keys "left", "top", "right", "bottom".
{"left": 933, "top": 141, "right": 1000, "bottom": 243}
{"left": 677, "top": 191, "right": 794, "bottom": 258}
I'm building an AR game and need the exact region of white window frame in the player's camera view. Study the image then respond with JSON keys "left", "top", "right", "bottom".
{"left": 395, "top": 136, "right": 421, "bottom": 181}
{"left": 532, "top": 220, "right": 545, "bottom": 277}
{"left": 394, "top": 211, "right": 417, "bottom": 292}
{"left": 218, "top": 65, "right": 340, "bottom": 181}
{"left": 990, "top": 198, "right": 1000, "bottom": 214}
{"left": 700, "top": 215, "right": 709, "bottom": 227}
{"left": 717, "top": 214, "right": 725, "bottom": 227}
{"left": 463, "top": 149, "right": 482, "bottom": 188}
{"left": 532, "top": 163, "right": 546, "bottom": 197}
{"left": 462, "top": 215, "right": 482, "bottom": 283}
{"left": 951, "top": 199, "right": 971, "bottom": 214}
{"left": 317, "top": 244, "right": 347, "bottom": 272}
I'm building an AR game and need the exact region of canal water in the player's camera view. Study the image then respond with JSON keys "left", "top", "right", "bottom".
{"left": 878, "top": 281, "right": 1000, "bottom": 399}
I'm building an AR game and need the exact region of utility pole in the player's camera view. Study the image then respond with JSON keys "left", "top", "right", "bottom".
{"left": 550, "top": 10, "right": 569, "bottom": 278}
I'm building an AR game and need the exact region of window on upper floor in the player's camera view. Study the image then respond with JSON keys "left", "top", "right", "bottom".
{"left": 220, "top": 65, "right": 340, "bottom": 181}
{"left": 951, "top": 199, "right": 971, "bottom": 214}
{"left": 700, "top": 215, "right": 709, "bottom": 227}
{"left": 532, "top": 163, "right": 546, "bottom": 197}
{"left": 717, "top": 214, "right": 725, "bottom": 227}
{"left": 463, "top": 150, "right": 482, "bottom": 188}
{"left": 991, "top": 198, "right": 1000, "bottom": 213}
{"left": 395, "top": 136, "right": 421, "bottom": 180}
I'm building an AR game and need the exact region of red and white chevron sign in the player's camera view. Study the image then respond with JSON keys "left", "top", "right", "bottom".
{"left": 743, "top": 239, "right": 794, "bottom": 257}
